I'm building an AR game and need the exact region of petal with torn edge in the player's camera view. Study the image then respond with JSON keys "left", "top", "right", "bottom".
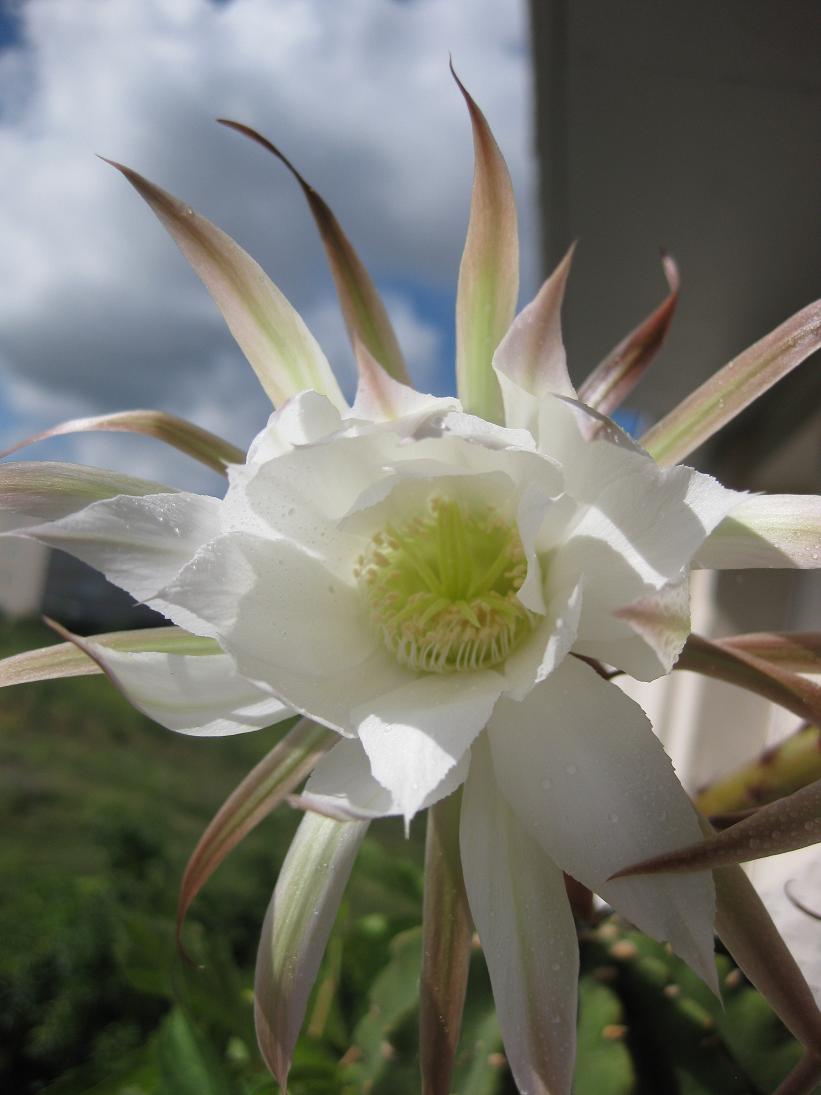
{"left": 302, "top": 737, "right": 469, "bottom": 820}
{"left": 610, "top": 779, "right": 821, "bottom": 876}
{"left": 489, "top": 657, "right": 717, "bottom": 989}
{"left": 255, "top": 812, "right": 368, "bottom": 1089}
{"left": 67, "top": 627, "right": 292, "bottom": 736}
{"left": 108, "top": 160, "right": 347, "bottom": 411}
{"left": 493, "top": 246, "right": 576, "bottom": 402}
{"left": 574, "top": 576, "right": 691, "bottom": 681}
{"left": 694, "top": 494, "right": 821, "bottom": 570}
{"left": 355, "top": 670, "right": 502, "bottom": 824}
{"left": 548, "top": 440, "right": 740, "bottom": 636}
{"left": 460, "top": 734, "right": 578, "bottom": 1095}
{"left": 13, "top": 492, "right": 220, "bottom": 605}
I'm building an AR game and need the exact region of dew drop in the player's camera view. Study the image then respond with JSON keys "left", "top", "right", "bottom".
{"left": 564, "top": 763, "right": 578, "bottom": 775}
{"left": 608, "top": 812, "right": 619, "bottom": 824}
{"left": 542, "top": 777, "right": 553, "bottom": 790}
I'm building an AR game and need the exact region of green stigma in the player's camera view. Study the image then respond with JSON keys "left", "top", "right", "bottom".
{"left": 355, "top": 496, "right": 535, "bottom": 673}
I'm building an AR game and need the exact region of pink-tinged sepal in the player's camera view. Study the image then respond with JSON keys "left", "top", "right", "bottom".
{"left": 493, "top": 244, "right": 576, "bottom": 402}
{"left": 254, "top": 813, "right": 368, "bottom": 1087}
{"left": 177, "top": 718, "right": 334, "bottom": 953}
{"left": 696, "top": 494, "right": 821, "bottom": 570}
{"left": 579, "top": 254, "right": 679, "bottom": 415}
{"left": 453, "top": 63, "right": 519, "bottom": 423}
{"left": 610, "top": 780, "right": 821, "bottom": 876}
{"left": 218, "top": 120, "right": 410, "bottom": 385}
{"left": 107, "top": 159, "right": 347, "bottom": 411}
{"left": 0, "top": 410, "right": 244, "bottom": 475}
{"left": 350, "top": 338, "right": 458, "bottom": 425}
{"left": 641, "top": 299, "right": 821, "bottom": 466}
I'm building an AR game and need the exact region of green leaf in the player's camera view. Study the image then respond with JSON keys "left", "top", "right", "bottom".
{"left": 578, "top": 253, "right": 679, "bottom": 416}
{"left": 420, "top": 789, "right": 472, "bottom": 1095}
{"left": 177, "top": 718, "right": 335, "bottom": 950}
{"left": 342, "top": 926, "right": 424, "bottom": 1091}
{"left": 218, "top": 119, "right": 410, "bottom": 386}
{"left": 155, "top": 1007, "right": 236, "bottom": 1095}
{"left": 453, "top": 64, "right": 518, "bottom": 423}
{"left": 0, "top": 625, "right": 218, "bottom": 687}
{"left": 107, "top": 159, "right": 346, "bottom": 411}
{"left": 0, "top": 410, "right": 244, "bottom": 475}
{"left": 573, "top": 977, "right": 634, "bottom": 1095}
{"left": 640, "top": 298, "right": 821, "bottom": 466}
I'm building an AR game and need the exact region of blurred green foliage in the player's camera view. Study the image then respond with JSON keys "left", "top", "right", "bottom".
{"left": 0, "top": 619, "right": 806, "bottom": 1093}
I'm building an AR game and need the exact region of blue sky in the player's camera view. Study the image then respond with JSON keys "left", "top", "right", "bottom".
{"left": 0, "top": 0, "right": 537, "bottom": 492}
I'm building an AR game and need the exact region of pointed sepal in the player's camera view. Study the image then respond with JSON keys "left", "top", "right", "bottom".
{"left": 254, "top": 812, "right": 368, "bottom": 1087}
{"left": 177, "top": 718, "right": 335, "bottom": 952}
{"left": 641, "top": 299, "right": 821, "bottom": 466}
{"left": 107, "top": 159, "right": 346, "bottom": 410}
{"left": 218, "top": 119, "right": 410, "bottom": 384}
{"left": 0, "top": 410, "right": 244, "bottom": 474}
{"left": 453, "top": 64, "right": 519, "bottom": 423}
{"left": 579, "top": 253, "right": 679, "bottom": 415}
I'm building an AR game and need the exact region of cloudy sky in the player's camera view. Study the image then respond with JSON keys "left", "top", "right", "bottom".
{"left": 0, "top": 0, "right": 538, "bottom": 492}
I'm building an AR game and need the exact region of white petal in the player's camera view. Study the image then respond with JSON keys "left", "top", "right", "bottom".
{"left": 246, "top": 389, "right": 345, "bottom": 466}
{"left": 15, "top": 492, "right": 220, "bottom": 603}
{"left": 82, "top": 642, "right": 292, "bottom": 736}
{"left": 488, "top": 657, "right": 717, "bottom": 989}
{"left": 222, "top": 429, "right": 397, "bottom": 569}
{"left": 155, "top": 531, "right": 410, "bottom": 734}
{"left": 502, "top": 580, "right": 582, "bottom": 700}
{"left": 355, "top": 671, "right": 502, "bottom": 824}
{"left": 302, "top": 737, "right": 469, "bottom": 820}
{"left": 460, "top": 734, "right": 578, "bottom": 1095}
{"left": 545, "top": 428, "right": 740, "bottom": 656}
{"left": 694, "top": 494, "right": 821, "bottom": 569}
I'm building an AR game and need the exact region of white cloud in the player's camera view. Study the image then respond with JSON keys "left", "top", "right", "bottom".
{"left": 0, "top": 0, "right": 536, "bottom": 488}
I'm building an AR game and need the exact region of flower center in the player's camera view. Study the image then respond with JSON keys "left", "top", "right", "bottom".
{"left": 355, "top": 495, "right": 535, "bottom": 673}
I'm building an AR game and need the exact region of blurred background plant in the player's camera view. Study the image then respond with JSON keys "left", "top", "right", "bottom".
{"left": 0, "top": 625, "right": 814, "bottom": 1095}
